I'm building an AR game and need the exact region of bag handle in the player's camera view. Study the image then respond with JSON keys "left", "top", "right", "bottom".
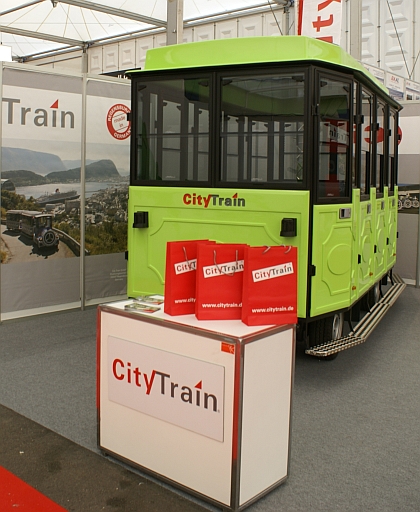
{"left": 263, "top": 245, "right": 292, "bottom": 254}
{"left": 213, "top": 249, "right": 238, "bottom": 276}
{"left": 182, "top": 246, "right": 194, "bottom": 270}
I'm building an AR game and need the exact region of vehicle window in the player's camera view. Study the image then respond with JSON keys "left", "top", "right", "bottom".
{"left": 376, "top": 100, "right": 386, "bottom": 193}
{"left": 361, "top": 88, "right": 373, "bottom": 195}
{"left": 318, "top": 77, "right": 351, "bottom": 198}
{"left": 389, "top": 109, "right": 397, "bottom": 192}
{"left": 134, "top": 78, "right": 211, "bottom": 183}
{"left": 219, "top": 73, "right": 305, "bottom": 185}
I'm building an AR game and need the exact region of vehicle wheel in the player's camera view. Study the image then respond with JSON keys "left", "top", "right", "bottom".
{"left": 361, "top": 281, "right": 380, "bottom": 311}
{"left": 308, "top": 312, "right": 344, "bottom": 348}
{"left": 43, "top": 230, "right": 56, "bottom": 246}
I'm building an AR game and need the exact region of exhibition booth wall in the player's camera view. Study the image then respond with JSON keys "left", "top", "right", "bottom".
{"left": 0, "top": 62, "right": 130, "bottom": 320}
{"left": 395, "top": 101, "right": 420, "bottom": 286}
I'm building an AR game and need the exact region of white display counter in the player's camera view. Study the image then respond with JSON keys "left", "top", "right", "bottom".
{"left": 97, "top": 299, "right": 295, "bottom": 511}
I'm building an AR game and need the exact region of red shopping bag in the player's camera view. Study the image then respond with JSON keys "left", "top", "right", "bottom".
{"left": 164, "top": 240, "right": 208, "bottom": 316}
{"left": 241, "top": 245, "right": 297, "bottom": 326}
{"left": 195, "top": 244, "right": 245, "bottom": 320}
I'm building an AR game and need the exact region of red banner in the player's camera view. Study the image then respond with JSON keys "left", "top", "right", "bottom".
{"left": 298, "top": 0, "right": 343, "bottom": 45}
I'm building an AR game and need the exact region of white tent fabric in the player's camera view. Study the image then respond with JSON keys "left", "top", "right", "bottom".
{"left": 0, "top": 0, "right": 281, "bottom": 59}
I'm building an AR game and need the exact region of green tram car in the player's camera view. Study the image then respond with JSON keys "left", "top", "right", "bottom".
{"left": 126, "top": 36, "right": 405, "bottom": 357}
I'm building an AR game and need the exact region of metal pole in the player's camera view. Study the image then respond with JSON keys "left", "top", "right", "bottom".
{"left": 167, "top": 0, "right": 184, "bottom": 46}
{"left": 349, "top": 0, "right": 362, "bottom": 60}
{"left": 80, "top": 71, "right": 87, "bottom": 309}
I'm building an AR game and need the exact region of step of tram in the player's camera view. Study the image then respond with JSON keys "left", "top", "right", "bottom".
{"left": 305, "top": 274, "right": 406, "bottom": 358}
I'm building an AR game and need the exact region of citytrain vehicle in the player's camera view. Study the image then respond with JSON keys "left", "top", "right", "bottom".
{"left": 126, "top": 36, "right": 406, "bottom": 357}
{"left": 6, "top": 210, "right": 59, "bottom": 249}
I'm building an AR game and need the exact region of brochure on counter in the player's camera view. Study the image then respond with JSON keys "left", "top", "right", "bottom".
{"left": 124, "top": 295, "right": 164, "bottom": 315}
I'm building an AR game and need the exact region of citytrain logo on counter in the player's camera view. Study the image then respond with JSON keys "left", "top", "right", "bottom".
{"left": 2, "top": 97, "right": 75, "bottom": 128}
{"left": 107, "top": 336, "right": 225, "bottom": 441}
{"left": 183, "top": 192, "right": 245, "bottom": 208}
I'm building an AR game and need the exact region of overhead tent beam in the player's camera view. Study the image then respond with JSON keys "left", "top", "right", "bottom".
{"left": 0, "top": 0, "right": 45, "bottom": 17}
{"left": 0, "top": 24, "right": 84, "bottom": 48}
{"left": 57, "top": 0, "right": 167, "bottom": 28}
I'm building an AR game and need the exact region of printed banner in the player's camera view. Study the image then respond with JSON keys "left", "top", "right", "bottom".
{"left": 108, "top": 336, "right": 225, "bottom": 441}
{"left": 298, "top": 0, "right": 343, "bottom": 45}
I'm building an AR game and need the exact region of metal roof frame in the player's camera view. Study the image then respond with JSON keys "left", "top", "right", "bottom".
{"left": 0, "top": 0, "right": 290, "bottom": 61}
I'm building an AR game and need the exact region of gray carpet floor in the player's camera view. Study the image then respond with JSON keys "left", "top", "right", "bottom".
{"left": 0, "top": 287, "right": 419, "bottom": 512}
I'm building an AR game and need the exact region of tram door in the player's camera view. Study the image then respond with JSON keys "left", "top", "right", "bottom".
{"left": 373, "top": 100, "right": 387, "bottom": 281}
{"left": 357, "top": 88, "right": 375, "bottom": 297}
{"left": 310, "top": 74, "right": 354, "bottom": 318}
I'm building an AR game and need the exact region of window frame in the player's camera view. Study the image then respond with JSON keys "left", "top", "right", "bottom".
{"left": 130, "top": 70, "right": 214, "bottom": 188}
{"left": 313, "top": 69, "right": 354, "bottom": 204}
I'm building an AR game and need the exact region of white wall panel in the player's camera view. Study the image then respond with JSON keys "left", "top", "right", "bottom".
{"left": 414, "top": 2, "right": 420, "bottom": 83}
{"left": 154, "top": 33, "right": 167, "bottom": 48}
{"left": 263, "top": 11, "right": 285, "bottom": 37}
{"left": 89, "top": 47, "right": 103, "bottom": 74}
{"left": 135, "top": 36, "right": 154, "bottom": 70}
{"left": 361, "top": 0, "right": 379, "bottom": 65}
{"left": 238, "top": 15, "right": 263, "bottom": 38}
{"left": 182, "top": 27, "right": 193, "bottom": 43}
{"left": 193, "top": 24, "right": 215, "bottom": 41}
{"left": 103, "top": 44, "right": 119, "bottom": 72}
{"left": 215, "top": 20, "right": 238, "bottom": 39}
{"left": 119, "top": 40, "right": 136, "bottom": 71}
{"left": 381, "top": 0, "right": 411, "bottom": 76}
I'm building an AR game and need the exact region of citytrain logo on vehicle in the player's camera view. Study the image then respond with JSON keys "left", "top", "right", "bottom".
{"left": 183, "top": 192, "right": 245, "bottom": 208}
{"left": 2, "top": 97, "right": 75, "bottom": 128}
{"left": 107, "top": 336, "right": 225, "bottom": 441}
{"left": 106, "top": 104, "right": 131, "bottom": 140}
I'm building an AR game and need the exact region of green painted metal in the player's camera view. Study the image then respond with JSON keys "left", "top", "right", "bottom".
{"left": 127, "top": 187, "right": 310, "bottom": 318}
{"left": 373, "top": 194, "right": 387, "bottom": 280}
{"left": 310, "top": 203, "right": 354, "bottom": 317}
{"left": 128, "top": 36, "right": 388, "bottom": 95}
{"left": 350, "top": 188, "right": 360, "bottom": 304}
{"left": 357, "top": 193, "right": 375, "bottom": 298}
{"left": 386, "top": 187, "right": 398, "bottom": 270}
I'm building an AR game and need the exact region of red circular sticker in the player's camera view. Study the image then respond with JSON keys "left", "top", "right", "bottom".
{"left": 106, "top": 104, "right": 131, "bottom": 140}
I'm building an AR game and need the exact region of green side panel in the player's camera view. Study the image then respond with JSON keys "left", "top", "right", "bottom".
{"left": 386, "top": 188, "right": 398, "bottom": 270}
{"left": 128, "top": 36, "right": 386, "bottom": 94}
{"left": 373, "top": 195, "right": 387, "bottom": 280}
{"left": 311, "top": 203, "right": 354, "bottom": 317}
{"left": 357, "top": 195, "right": 375, "bottom": 297}
{"left": 127, "top": 187, "right": 310, "bottom": 318}
{"left": 350, "top": 189, "right": 360, "bottom": 304}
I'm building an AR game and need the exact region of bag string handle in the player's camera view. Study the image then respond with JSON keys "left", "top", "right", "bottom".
{"left": 182, "top": 246, "right": 194, "bottom": 270}
{"left": 213, "top": 249, "right": 238, "bottom": 276}
{"left": 263, "top": 245, "right": 292, "bottom": 254}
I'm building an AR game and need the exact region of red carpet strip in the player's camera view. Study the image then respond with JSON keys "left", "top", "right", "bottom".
{"left": 0, "top": 466, "right": 67, "bottom": 511}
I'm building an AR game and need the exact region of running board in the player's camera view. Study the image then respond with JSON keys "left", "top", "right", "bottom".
{"left": 305, "top": 274, "right": 406, "bottom": 358}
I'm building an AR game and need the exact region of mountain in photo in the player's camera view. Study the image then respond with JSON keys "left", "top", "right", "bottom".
{"left": 2, "top": 147, "right": 66, "bottom": 175}
{"left": 1, "top": 169, "right": 48, "bottom": 186}
{"left": 46, "top": 159, "right": 121, "bottom": 182}
{"left": 62, "top": 159, "right": 98, "bottom": 170}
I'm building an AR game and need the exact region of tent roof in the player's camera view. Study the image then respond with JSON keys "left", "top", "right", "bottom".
{"left": 0, "top": 0, "right": 284, "bottom": 61}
